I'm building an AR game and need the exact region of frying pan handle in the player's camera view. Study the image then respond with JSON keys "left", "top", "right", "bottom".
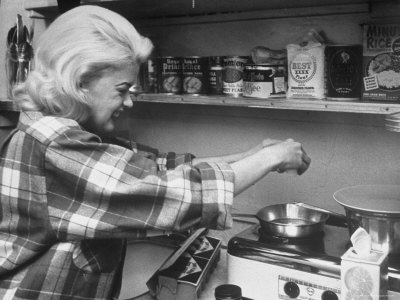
{"left": 293, "top": 202, "right": 348, "bottom": 228}
{"left": 231, "top": 213, "right": 259, "bottom": 224}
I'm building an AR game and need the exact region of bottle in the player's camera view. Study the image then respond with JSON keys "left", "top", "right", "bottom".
{"left": 208, "top": 56, "right": 224, "bottom": 95}
{"left": 215, "top": 284, "right": 242, "bottom": 300}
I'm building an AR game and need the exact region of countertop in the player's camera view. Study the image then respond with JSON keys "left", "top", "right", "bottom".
{"left": 119, "top": 222, "right": 252, "bottom": 300}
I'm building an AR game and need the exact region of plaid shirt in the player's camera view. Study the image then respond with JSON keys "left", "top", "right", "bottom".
{"left": 0, "top": 111, "right": 234, "bottom": 300}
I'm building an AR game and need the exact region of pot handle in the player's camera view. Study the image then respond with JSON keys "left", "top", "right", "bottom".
{"left": 231, "top": 213, "right": 259, "bottom": 224}
{"left": 293, "top": 202, "right": 348, "bottom": 228}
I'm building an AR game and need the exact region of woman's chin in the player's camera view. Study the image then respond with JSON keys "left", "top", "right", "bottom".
{"left": 101, "top": 122, "right": 115, "bottom": 133}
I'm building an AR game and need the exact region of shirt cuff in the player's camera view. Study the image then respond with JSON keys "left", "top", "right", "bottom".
{"left": 196, "top": 162, "right": 235, "bottom": 230}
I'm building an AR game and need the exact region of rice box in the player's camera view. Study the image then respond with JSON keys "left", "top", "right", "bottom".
{"left": 362, "top": 24, "right": 400, "bottom": 102}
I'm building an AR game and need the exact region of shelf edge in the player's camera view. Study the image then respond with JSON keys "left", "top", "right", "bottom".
{"left": 134, "top": 94, "right": 400, "bottom": 115}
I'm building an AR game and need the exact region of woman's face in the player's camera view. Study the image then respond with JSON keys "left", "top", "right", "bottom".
{"left": 83, "top": 64, "right": 137, "bottom": 133}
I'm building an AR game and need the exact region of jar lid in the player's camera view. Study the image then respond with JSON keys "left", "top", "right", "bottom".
{"left": 215, "top": 284, "right": 242, "bottom": 299}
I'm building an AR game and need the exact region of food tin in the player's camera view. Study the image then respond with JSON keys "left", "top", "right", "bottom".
{"left": 222, "top": 56, "right": 249, "bottom": 97}
{"left": 139, "top": 58, "right": 158, "bottom": 93}
{"left": 208, "top": 56, "right": 225, "bottom": 95}
{"left": 157, "top": 56, "right": 182, "bottom": 94}
{"left": 182, "top": 56, "right": 208, "bottom": 95}
{"left": 326, "top": 45, "right": 362, "bottom": 101}
{"left": 243, "top": 64, "right": 287, "bottom": 98}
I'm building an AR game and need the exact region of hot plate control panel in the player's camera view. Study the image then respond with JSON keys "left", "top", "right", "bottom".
{"left": 278, "top": 276, "right": 340, "bottom": 300}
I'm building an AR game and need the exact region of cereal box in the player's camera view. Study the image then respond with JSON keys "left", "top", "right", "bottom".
{"left": 362, "top": 24, "right": 400, "bottom": 102}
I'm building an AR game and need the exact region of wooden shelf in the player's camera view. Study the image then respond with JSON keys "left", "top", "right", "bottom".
{"left": 134, "top": 94, "right": 400, "bottom": 115}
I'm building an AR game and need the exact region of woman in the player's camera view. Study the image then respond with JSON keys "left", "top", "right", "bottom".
{"left": 0, "top": 5, "right": 311, "bottom": 300}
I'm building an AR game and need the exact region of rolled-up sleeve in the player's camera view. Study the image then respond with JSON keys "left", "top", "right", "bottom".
{"left": 44, "top": 128, "right": 234, "bottom": 241}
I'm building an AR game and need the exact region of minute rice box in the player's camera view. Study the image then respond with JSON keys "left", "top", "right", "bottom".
{"left": 362, "top": 23, "right": 400, "bottom": 102}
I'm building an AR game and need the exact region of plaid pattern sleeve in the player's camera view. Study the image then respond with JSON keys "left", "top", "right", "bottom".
{"left": 100, "top": 136, "right": 196, "bottom": 173}
{"left": 0, "top": 111, "right": 234, "bottom": 300}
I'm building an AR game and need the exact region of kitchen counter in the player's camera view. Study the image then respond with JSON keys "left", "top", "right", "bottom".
{"left": 119, "top": 222, "right": 252, "bottom": 300}
{"left": 124, "top": 248, "right": 228, "bottom": 300}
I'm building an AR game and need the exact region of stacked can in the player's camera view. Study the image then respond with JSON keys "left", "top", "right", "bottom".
{"left": 222, "top": 56, "right": 249, "bottom": 97}
{"left": 243, "top": 64, "right": 287, "bottom": 98}
{"left": 157, "top": 56, "right": 182, "bottom": 94}
{"left": 208, "top": 56, "right": 225, "bottom": 95}
{"left": 325, "top": 45, "right": 362, "bottom": 101}
{"left": 182, "top": 56, "right": 208, "bottom": 95}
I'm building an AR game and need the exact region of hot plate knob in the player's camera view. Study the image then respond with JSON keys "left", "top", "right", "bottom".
{"left": 284, "top": 281, "right": 300, "bottom": 298}
{"left": 321, "top": 290, "right": 339, "bottom": 300}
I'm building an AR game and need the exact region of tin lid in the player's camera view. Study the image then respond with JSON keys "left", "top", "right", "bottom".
{"left": 209, "top": 56, "right": 225, "bottom": 66}
{"left": 244, "top": 63, "right": 285, "bottom": 70}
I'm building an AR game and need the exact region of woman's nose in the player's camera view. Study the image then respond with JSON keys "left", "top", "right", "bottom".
{"left": 124, "top": 94, "right": 134, "bottom": 108}
{"left": 127, "top": 84, "right": 141, "bottom": 108}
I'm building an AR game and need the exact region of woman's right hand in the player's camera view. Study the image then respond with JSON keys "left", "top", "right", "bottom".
{"left": 263, "top": 139, "right": 311, "bottom": 175}
{"left": 231, "top": 138, "right": 311, "bottom": 195}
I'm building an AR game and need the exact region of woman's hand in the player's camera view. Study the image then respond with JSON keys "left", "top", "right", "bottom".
{"left": 264, "top": 139, "right": 311, "bottom": 175}
{"left": 242, "top": 138, "right": 282, "bottom": 158}
{"left": 231, "top": 138, "right": 310, "bottom": 195}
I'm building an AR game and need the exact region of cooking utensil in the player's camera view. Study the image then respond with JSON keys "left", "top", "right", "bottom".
{"left": 293, "top": 202, "right": 348, "bottom": 227}
{"left": 6, "top": 14, "right": 33, "bottom": 97}
{"left": 334, "top": 184, "right": 400, "bottom": 256}
{"left": 232, "top": 203, "right": 330, "bottom": 238}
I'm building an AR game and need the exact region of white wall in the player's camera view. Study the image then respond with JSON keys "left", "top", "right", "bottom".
{"left": 127, "top": 103, "right": 400, "bottom": 217}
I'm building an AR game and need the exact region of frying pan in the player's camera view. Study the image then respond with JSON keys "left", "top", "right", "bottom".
{"left": 232, "top": 202, "right": 346, "bottom": 238}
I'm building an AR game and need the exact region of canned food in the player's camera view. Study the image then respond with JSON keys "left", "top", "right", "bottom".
{"left": 157, "top": 56, "right": 182, "bottom": 94}
{"left": 182, "top": 56, "right": 208, "bottom": 95}
{"left": 243, "top": 64, "right": 287, "bottom": 98}
{"left": 208, "top": 56, "right": 225, "bottom": 95}
{"left": 140, "top": 58, "right": 157, "bottom": 93}
{"left": 326, "top": 45, "right": 362, "bottom": 101}
{"left": 223, "top": 56, "right": 249, "bottom": 97}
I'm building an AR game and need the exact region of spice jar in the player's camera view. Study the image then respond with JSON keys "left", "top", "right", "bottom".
{"left": 215, "top": 284, "right": 242, "bottom": 300}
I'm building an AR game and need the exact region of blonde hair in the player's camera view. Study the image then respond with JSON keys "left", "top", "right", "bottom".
{"left": 13, "top": 5, "right": 153, "bottom": 123}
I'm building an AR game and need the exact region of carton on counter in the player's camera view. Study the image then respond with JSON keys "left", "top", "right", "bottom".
{"left": 362, "top": 24, "right": 400, "bottom": 102}
{"left": 147, "top": 228, "right": 222, "bottom": 300}
{"left": 341, "top": 247, "right": 388, "bottom": 300}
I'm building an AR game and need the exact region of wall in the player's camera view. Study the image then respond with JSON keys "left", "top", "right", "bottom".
{"left": 127, "top": 103, "right": 400, "bottom": 216}
{"left": 125, "top": 9, "right": 400, "bottom": 220}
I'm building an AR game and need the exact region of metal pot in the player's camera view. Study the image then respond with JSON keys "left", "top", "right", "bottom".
{"left": 334, "top": 184, "right": 400, "bottom": 256}
{"left": 232, "top": 203, "right": 330, "bottom": 238}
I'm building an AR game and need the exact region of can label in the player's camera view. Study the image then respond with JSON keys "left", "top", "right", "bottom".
{"left": 208, "top": 56, "right": 225, "bottom": 95}
{"left": 326, "top": 45, "right": 362, "bottom": 100}
{"left": 223, "top": 56, "right": 249, "bottom": 96}
{"left": 208, "top": 66, "right": 224, "bottom": 94}
{"left": 287, "top": 43, "right": 325, "bottom": 99}
{"left": 243, "top": 64, "right": 287, "bottom": 98}
{"left": 157, "top": 57, "right": 182, "bottom": 94}
{"left": 182, "top": 56, "right": 207, "bottom": 95}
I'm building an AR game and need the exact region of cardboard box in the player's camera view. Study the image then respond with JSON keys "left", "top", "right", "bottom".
{"left": 341, "top": 247, "right": 388, "bottom": 300}
{"left": 362, "top": 23, "right": 400, "bottom": 102}
{"left": 147, "top": 228, "right": 222, "bottom": 300}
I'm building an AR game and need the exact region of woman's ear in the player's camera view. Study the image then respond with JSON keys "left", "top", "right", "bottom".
{"left": 79, "top": 80, "right": 89, "bottom": 92}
